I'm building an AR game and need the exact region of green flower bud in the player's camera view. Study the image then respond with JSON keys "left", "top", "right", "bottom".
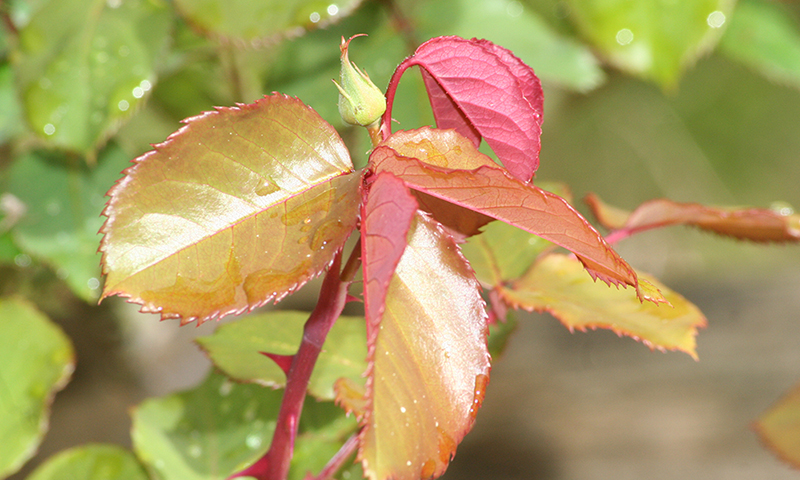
{"left": 334, "top": 35, "right": 386, "bottom": 128}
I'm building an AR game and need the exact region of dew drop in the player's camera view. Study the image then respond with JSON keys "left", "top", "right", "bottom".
{"left": 219, "top": 379, "right": 233, "bottom": 396}
{"left": 469, "top": 374, "right": 489, "bottom": 421}
{"left": 309, "top": 11, "right": 321, "bottom": 23}
{"left": 118, "top": 100, "right": 130, "bottom": 111}
{"left": 256, "top": 179, "right": 279, "bottom": 196}
{"left": 707, "top": 10, "right": 726, "bottom": 28}
{"left": 43, "top": 123, "right": 56, "bottom": 136}
{"left": 406, "top": 460, "right": 412, "bottom": 467}
{"left": 246, "top": 433, "right": 263, "bottom": 449}
{"left": 87, "top": 277, "right": 101, "bottom": 290}
{"left": 400, "top": 406, "right": 407, "bottom": 413}
{"left": 14, "top": 253, "right": 32, "bottom": 268}
{"left": 616, "top": 28, "right": 634, "bottom": 46}
{"left": 188, "top": 444, "right": 202, "bottom": 458}
{"left": 132, "top": 86, "right": 145, "bottom": 98}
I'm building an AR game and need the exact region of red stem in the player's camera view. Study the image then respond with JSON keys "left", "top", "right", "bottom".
{"left": 229, "top": 249, "right": 354, "bottom": 480}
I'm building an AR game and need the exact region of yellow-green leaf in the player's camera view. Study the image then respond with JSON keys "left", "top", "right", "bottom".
{"left": 755, "top": 382, "right": 800, "bottom": 469}
{"left": 500, "top": 253, "right": 706, "bottom": 359}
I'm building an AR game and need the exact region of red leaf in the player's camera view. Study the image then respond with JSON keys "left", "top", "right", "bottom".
{"left": 383, "top": 36, "right": 544, "bottom": 182}
{"left": 370, "top": 146, "right": 641, "bottom": 296}
{"left": 586, "top": 194, "right": 800, "bottom": 243}
{"left": 100, "top": 95, "right": 360, "bottom": 324}
{"left": 361, "top": 171, "right": 419, "bottom": 344}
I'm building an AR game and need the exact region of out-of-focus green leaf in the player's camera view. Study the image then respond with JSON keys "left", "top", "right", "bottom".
{"left": 173, "top": 0, "right": 362, "bottom": 44}
{"left": 0, "top": 298, "right": 74, "bottom": 479}
{"left": 754, "top": 382, "right": 800, "bottom": 469}
{"left": 7, "top": 146, "right": 130, "bottom": 302}
{"left": 359, "top": 211, "right": 491, "bottom": 480}
{"left": 719, "top": 0, "right": 800, "bottom": 89}
{"left": 0, "top": 64, "right": 24, "bottom": 143}
{"left": 132, "top": 371, "right": 357, "bottom": 480}
{"left": 402, "top": 0, "right": 606, "bottom": 91}
{"left": 500, "top": 253, "right": 707, "bottom": 359}
{"left": 462, "top": 220, "right": 553, "bottom": 286}
{"left": 14, "top": 0, "right": 171, "bottom": 154}
{"left": 196, "top": 311, "right": 367, "bottom": 401}
{"left": 565, "top": 0, "right": 734, "bottom": 89}
{"left": 100, "top": 95, "right": 360, "bottom": 324}
{"left": 24, "top": 444, "right": 149, "bottom": 480}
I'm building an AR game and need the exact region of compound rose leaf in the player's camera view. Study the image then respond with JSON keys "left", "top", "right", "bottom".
{"left": 586, "top": 194, "right": 800, "bottom": 243}
{"left": 100, "top": 94, "right": 360, "bottom": 324}
{"left": 500, "top": 254, "right": 706, "bottom": 359}
{"left": 383, "top": 36, "right": 544, "bottom": 182}
{"left": 370, "top": 146, "right": 641, "bottom": 296}
{"left": 754, "top": 382, "right": 800, "bottom": 469}
{"left": 360, "top": 211, "right": 491, "bottom": 480}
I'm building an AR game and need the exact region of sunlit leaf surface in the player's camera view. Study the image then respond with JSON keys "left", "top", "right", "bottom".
{"left": 360, "top": 209, "right": 490, "bottom": 480}
{"left": 14, "top": 0, "right": 171, "bottom": 153}
{"left": 369, "top": 145, "right": 640, "bottom": 293}
{"left": 0, "top": 299, "right": 74, "bottom": 478}
{"left": 381, "top": 128, "right": 494, "bottom": 236}
{"left": 384, "top": 36, "right": 544, "bottom": 181}
{"left": 755, "top": 382, "right": 800, "bottom": 469}
{"left": 132, "top": 371, "right": 358, "bottom": 480}
{"left": 100, "top": 95, "right": 360, "bottom": 323}
{"left": 196, "top": 311, "right": 367, "bottom": 400}
{"left": 586, "top": 194, "right": 800, "bottom": 242}
{"left": 8, "top": 147, "right": 129, "bottom": 301}
{"left": 566, "top": 0, "right": 734, "bottom": 88}
{"left": 25, "top": 445, "right": 149, "bottom": 480}
{"left": 174, "top": 0, "right": 362, "bottom": 44}
{"left": 719, "top": 0, "right": 800, "bottom": 89}
{"left": 500, "top": 254, "right": 706, "bottom": 359}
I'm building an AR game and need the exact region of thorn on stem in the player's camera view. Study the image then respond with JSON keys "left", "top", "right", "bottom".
{"left": 260, "top": 352, "right": 294, "bottom": 376}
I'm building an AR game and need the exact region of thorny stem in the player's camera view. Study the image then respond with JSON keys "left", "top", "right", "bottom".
{"left": 229, "top": 245, "right": 360, "bottom": 480}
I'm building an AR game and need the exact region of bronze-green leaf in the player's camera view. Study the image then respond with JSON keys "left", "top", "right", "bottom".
{"left": 360, "top": 212, "right": 491, "bottom": 480}
{"left": 500, "top": 253, "right": 706, "bottom": 359}
{"left": 100, "top": 94, "right": 360, "bottom": 324}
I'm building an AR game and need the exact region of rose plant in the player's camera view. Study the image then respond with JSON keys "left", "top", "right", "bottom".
{"left": 97, "top": 35, "right": 800, "bottom": 480}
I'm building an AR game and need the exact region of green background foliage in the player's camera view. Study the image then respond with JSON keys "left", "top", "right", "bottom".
{"left": 2, "top": 0, "right": 800, "bottom": 479}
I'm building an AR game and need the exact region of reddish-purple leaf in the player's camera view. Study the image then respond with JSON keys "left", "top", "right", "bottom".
{"left": 359, "top": 210, "right": 490, "bottom": 480}
{"left": 383, "top": 36, "right": 544, "bottom": 182}
{"left": 369, "top": 146, "right": 642, "bottom": 296}
{"left": 586, "top": 194, "right": 800, "bottom": 243}
{"left": 100, "top": 95, "right": 360, "bottom": 324}
{"left": 361, "top": 171, "right": 419, "bottom": 345}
